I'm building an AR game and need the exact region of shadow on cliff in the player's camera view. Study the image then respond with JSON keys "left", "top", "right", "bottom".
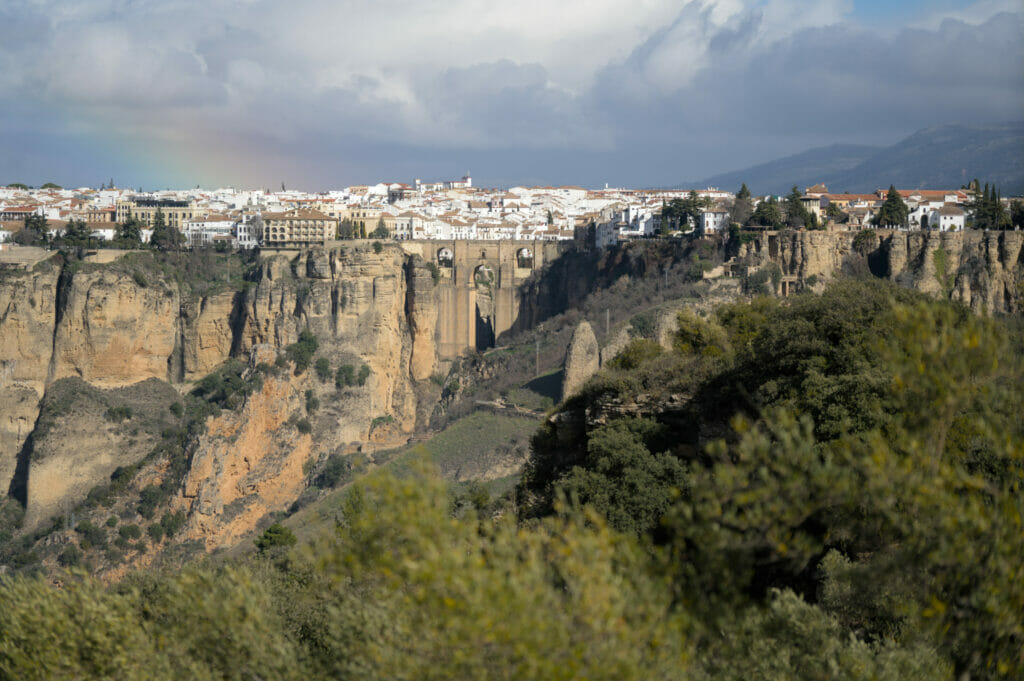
{"left": 508, "top": 239, "right": 710, "bottom": 337}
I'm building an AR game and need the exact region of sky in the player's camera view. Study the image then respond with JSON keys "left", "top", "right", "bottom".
{"left": 0, "top": 0, "right": 1021, "bottom": 191}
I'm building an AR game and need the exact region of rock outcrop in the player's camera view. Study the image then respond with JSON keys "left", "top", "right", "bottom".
{"left": 180, "top": 365, "right": 310, "bottom": 551}
{"left": 1, "top": 244, "right": 446, "bottom": 532}
{"left": 0, "top": 261, "right": 61, "bottom": 494}
{"left": 22, "top": 378, "right": 180, "bottom": 530}
{"left": 562, "top": 320, "right": 600, "bottom": 401}
{"left": 736, "top": 229, "right": 1024, "bottom": 315}
{"left": 600, "top": 327, "right": 631, "bottom": 367}
{"left": 50, "top": 269, "right": 181, "bottom": 387}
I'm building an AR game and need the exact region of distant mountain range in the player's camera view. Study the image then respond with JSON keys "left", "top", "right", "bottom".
{"left": 685, "top": 122, "right": 1024, "bottom": 196}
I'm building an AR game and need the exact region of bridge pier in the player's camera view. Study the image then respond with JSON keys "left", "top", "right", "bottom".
{"left": 398, "top": 239, "right": 566, "bottom": 359}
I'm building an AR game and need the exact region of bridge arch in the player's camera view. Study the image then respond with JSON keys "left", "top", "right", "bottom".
{"left": 516, "top": 247, "right": 533, "bottom": 269}
{"left": 437, "top": 247, "right": 453, "bottom": 267}
{"left": 473, "top": 264, "right": 495, "bottom": 288}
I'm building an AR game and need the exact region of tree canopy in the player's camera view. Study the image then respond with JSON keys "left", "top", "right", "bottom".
{"left": 969, "top": 182, "right": 1011, "bottom": 230}
{"left": 149, "top": 209, "right": 184, "bottom": 251}
{"left": 750, "top": 196, "right": 783, "bottom": 228}
{"left": 522, "top": 279, "right": 1024, "bottom": 679}
{"left": 0, "top": 278, "right": 1020, "bottom": 680}
{"left": 874, "top": 185, "right": 909, "bottom": 227}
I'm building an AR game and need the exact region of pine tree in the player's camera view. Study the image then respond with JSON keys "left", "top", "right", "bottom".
{"left": 783, "top": 186, "right": 809, "bottom": 229}
{"left": 751, "top": 197, "right": 783, "bottom": 228}
{"left": 62, "top": 219, "right": 90, "bottom": 245}
{"left": 149, "top": 208, "right": 183, "bottom": 251}
{"left": 875, "top": 186, "right": 908, "bottom": 228}
{"left": 118, "top": 218, "right": 142, "bottom": 244}
{"left": 730, "top": 183, "right": 754, "bottom": 226}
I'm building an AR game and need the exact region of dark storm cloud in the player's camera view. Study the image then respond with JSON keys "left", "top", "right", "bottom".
{"left": 0, "top": 0, "right": 1021, "bottom": 188}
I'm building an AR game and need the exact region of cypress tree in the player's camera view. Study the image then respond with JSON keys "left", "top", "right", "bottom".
{"left": 877, "top": 186, "right": 908, "bottom": 228}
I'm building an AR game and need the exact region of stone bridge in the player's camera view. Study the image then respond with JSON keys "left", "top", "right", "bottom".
{"left": 398, "top": 239, "right": 567, "bottom": 359}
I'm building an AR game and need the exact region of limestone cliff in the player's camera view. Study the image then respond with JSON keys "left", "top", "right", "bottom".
{"left": 0, "top": 261, "right": 61, "bottom": 497}
{"left": 179, "top": 356, "right": 311, "bottom": 551}
{"left": 50, "top": 268, "right": 181, "bottom": 387}
{"left": 0, "top": 244, "right": 443, "bottom": 536}
{"left": 736, "top": 229, "right": 1024, "bottom": 314}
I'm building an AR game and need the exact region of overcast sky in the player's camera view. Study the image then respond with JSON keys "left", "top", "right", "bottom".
{"left": 1, "top": 0, "right": 1021, "bottom": 190}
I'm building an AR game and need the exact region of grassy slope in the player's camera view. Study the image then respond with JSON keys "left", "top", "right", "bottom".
{"left": 223, "top": 411, "right": 543, "bottom": 555}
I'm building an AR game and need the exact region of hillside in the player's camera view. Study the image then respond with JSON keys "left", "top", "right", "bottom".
{"left": 691, "top": 143, "right": 880, "bottom": 195}
{"left": 0, "top": 278, "right": 1019, "bottom": 679}
{"left": 689, "top": 122, "right": 1024, "bottom": 195}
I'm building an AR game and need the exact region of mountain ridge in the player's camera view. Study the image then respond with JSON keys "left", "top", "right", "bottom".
{"left": 684, "top": 122, "right": 1024, "bottom": 195}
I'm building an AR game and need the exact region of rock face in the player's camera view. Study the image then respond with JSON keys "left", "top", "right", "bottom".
{"left": 0, "top": 261, "right": 61, "bottom": 496}
{"left": 181, "top": 291, "right": 238, "bottom": 381}
{"left": 655, "top": 310, "right": 681, "bottom": 350}
{"left": 737, "top": 230, "right": 1024, "bottom": 315}
{"left": 600, "top": 327, "right": 631, "bottom": 367}
{"left": 562, "top": 320, "right": 600, "bottom": 401}
{"left": 22, "top": 378, "right": 180, "bottom": 530}
{"left": 234, "top": 248, "right": 438, "bottom": 440}
{"left": 1, "top": 244, "right": 445, "bottom": 532}
{"left": 50, "top": 269, "right": 181, "bottom": 387}
{"left": 180, "top": 368, "right": 310, "bottom": 551}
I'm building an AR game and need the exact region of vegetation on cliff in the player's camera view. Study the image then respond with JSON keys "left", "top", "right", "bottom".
{"left": 521, "top": 279, "right": 1023, "bottom": 678}
{"left": 0, "top": 279, "right": 1017, "bottom": 679}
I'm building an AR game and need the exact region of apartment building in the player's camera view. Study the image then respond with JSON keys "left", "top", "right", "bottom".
{"left": 116, "top": 198, "right": 197, "bottom": 228}
{"left": 262, "top": 209, "right": 336, "bottom": 247}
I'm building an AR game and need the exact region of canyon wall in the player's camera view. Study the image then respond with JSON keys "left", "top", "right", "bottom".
{"left": 3, "top": 230, "right": 1022, "bottom": 542}
{"left": 737, "top": 229, "right": 1024, "bottom": 314}
{"left": 0, "top": 244, "right": 443, "bottom": 531}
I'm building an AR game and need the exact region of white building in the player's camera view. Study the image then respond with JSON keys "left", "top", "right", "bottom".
{"left": 699, "top": 209, "right": 730, "bottom": 234}
{"left": 934, "top": 205, "right": 965, "bottom": 231}
{"left": 183, "top": 214, "right": 236, "bottom": 247}
{"left": 89, "top": 228, "right": 117, "bottom": 241}
{"left": 234, "top": 215, "right": 260, "bottom": 249}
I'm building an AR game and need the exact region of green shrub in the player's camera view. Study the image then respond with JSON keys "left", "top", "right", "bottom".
{"left": 105, "top": 516, "right": 118, "bottom": 528}
{"left": 357, "top": 364, "right": 371, "bottom": 387}
{"left": 147, "top": 523, "right": 165, "bottom": 543}
{"left": 74, "top": 520, "right": 107, "bottom": 549}
{"left": 853, "top": 228, "right": 877, "bottom": 255}
{"left": 370, "top": 414, "right": 394, "bottom": 431}
{"left": 254, "top": 522, "right": 297, "bottom": 552}
{"left": 295, "top": 418, "right": 312, "bottom": 434}
{"left": 169, "top": 401, "right": 183, "bottom": 417}
{"left": 335, "top": 364, "right": 355, "bottom": 388}
{"left": 426, "top": 261, "right": 441, "bottom": 285}
{"left": 372, "top": 241, "right": 383, "bottom": 254}
{"left": 606, "top": 339, "right": 663, "bottom": 370}
{"left": 103, "top": 546, "right": 125, "bottom": 565}
{"left": 629, "top": 311, "right": 657, "bottom": 338}
{"left": 191, "top": 359, "right": 263, "bottom": 411}
{"left": 314, "top": 357, "right": 332, "bottom": 382}
{"left": 119, "top": 524, "right": 142, "bottom": 540}
{"left": 160, "top": 511, "right": 185, "bottom": 537}
{"left": 57, "top": 544, "right": 82, "bottom": 568}
{"left": 305, "top": 390, "right": 320, "bottom": 414}
{"left": 137, "top": 484, "right": 163, "bottom": 520}
{"left": 285, "top": 330, "right": 318, "bottom": 374}
{"left": 104, "top": 405, "right": 132, "bottom": 423}
{"left": 314, "top": 453, "right": 352, "bottom": 489}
